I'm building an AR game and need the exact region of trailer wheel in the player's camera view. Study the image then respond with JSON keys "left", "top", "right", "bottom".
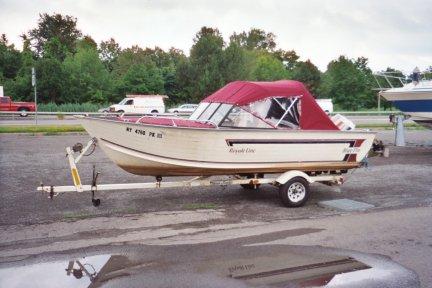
{"left": 279, "top": 177, "right": 310, "bottom": 207}
{"left": 19, "top": 108, "right": 29, "bottom": 117}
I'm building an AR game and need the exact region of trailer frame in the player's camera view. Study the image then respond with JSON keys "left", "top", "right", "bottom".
{"left": 37, "top": 138, "right": 345, "bottom": 207}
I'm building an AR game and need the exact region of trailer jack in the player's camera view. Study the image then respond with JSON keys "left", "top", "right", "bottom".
{"left": 91, "top": 165, "right": 101, "bottom": 207}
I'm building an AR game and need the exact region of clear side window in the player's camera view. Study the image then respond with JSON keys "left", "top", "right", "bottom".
{"left": 248, "top": 97, "right": 301, "bottom": 129}
{"left": 209, "top": 104, "right": 232, "bottom": 125}
{"left": 220, "top": 107, "right": 273, "bottom": 128}
{"left": 197, "top": 103, "right": 220, "bottom": 121}
{"left": 125, "top": 99, "right": 134, "bottom": 105}
{"left": 189, "top": 103, "right": 210, "bottom": 120}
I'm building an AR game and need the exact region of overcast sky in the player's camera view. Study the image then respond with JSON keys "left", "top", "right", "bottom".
{"left": 1, "top": 0, "right": 431, "bottom": 73}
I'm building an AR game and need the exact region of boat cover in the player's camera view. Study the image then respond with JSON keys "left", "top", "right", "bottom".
{"left": 203, "top": 80, "right": 339, "bottom": 130}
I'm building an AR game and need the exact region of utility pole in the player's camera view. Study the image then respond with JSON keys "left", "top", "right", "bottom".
{"left": 377, "top": 92, "right": 381, "bottom": 111}
{"left": 32, "top": 67, "right": 37, "bottom": 125}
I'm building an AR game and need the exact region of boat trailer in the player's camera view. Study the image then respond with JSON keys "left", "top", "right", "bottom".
{"left": 37, "top": 138, "right": 345, "bottom": 207}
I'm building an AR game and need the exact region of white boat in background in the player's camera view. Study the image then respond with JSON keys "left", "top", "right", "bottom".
{"left": 79, "top": 80, "right": 376, "bottom": 177}
{"left": 380, "top": 68, "right": 432, "bottom": 128}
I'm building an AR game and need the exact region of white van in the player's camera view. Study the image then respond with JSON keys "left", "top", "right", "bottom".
{"left": 316, "top": 98, "right": 334, "bottom": 114}
{"left": 109, "top": 95, "right": 168, "bottom": 114}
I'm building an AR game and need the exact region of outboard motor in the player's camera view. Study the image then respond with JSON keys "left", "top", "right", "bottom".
{"left": 331, "top": 114, "right": 355, "bottom": 131}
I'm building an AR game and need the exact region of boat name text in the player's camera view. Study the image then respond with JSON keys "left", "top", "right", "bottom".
{"left": 228, "top": 263, "right": 256, "bottom": 274}
{"left": 343, "top": 147, "right": 360, "bottom": 154}
{"left": 229, "top": 147, "right": 255, "bottom": 154}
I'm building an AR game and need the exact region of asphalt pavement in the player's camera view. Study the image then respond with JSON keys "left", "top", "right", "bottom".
{"left": 0, "top": 130, "right": 431, "bottom": 287}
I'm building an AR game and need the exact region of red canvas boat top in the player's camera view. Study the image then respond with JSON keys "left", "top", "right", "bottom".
{"left": 115, "top": 80, "right": 338, "bottom": 130}
{"left": 202, "top": 80, "right": 338, "bottom": 130}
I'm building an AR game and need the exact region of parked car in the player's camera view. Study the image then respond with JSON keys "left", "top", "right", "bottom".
{"left": 168, "top": 104, "right": 198, "bottom": 114}
{"left": 109, "top": 95, "right": 168, "bottom": 114}
{"left": 0, "top": 96, "right": 36, "bottom": 117}
{"left": 316, "top": 98, "right": 334, "bottom": 113}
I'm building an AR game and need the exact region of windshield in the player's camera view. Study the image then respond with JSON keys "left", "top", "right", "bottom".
{"left": 190, "top": 96, "right": 301, "bottom": 129}
{"left": 189, "top": 103, "right": 210, "bottom": 120}
{"left": 118, "top": 98, "right": 130, "bottom": 105}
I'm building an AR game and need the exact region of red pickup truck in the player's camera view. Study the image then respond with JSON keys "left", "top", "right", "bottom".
{"left": 0, "top": 96, "right": 36, "bottom": 117}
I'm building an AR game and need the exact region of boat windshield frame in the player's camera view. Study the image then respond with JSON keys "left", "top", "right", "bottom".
{"left": 190, "top": 95, "right": 302, "bottom": 129}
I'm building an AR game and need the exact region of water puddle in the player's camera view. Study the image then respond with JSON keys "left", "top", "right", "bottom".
{"left": 0, "top": 246, "right": 418, "bottom": 287}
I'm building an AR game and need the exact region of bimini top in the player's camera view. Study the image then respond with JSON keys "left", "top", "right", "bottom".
{"left": 201, "top": 80, "right": 338, "bottom": 130}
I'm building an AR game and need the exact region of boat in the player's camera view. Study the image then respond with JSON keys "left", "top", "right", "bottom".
{"left": 380, "top": 68, "right": 432, "bottom": 128}
{"left": 78, "top": 80, "right": 376, "bottom": 177}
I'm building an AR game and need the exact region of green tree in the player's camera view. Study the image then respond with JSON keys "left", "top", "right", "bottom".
{"left": 222, "top": 42, "right": 250, "bottom": 82}
{"left": 99, "top": 38, "right": 121, "bottom": 72}
{"left": 0, "top": 34, "right": 22, "bottom": 80}
{"left": 42, "top": 37, "right": 69, "bottom": 60}
{"left": 35, "top": 57, "right": 66, "bottom": 103}
{"left": 187, "top": 27, "right": 226, "bottom": 101}
{"left": 423, "top": 66, "right": 432, "bottom": 80}
{"left": 174, "top": 58, "right": 196, "bottom": 103}
{"left": 274, "top": 49, "right": 299, "bottom": 71}
{"left": 6, "top": 36, "right": 35, "bottom": 101}
{"left": 116, "top": 60, "right": 164, "bottom": 98}
{"left": 291, "top": 60, "right": 321, "bottom": 96}
{"left": 63, "top": 45, "right": 113, "bottom": 103}
{"left": 250, "top": 51, "right": 287, "bottom": 81}
{"left": 113, "top": 45, "right": 149, "bottom": 77}
{"left": 230, "top": 28, "right": 276, "bottom": 51}
{"left": 27, "top": 13, "right": 82, "bottom": 59}
{"left": 163, "top": 48, "right": 187, "bottom": 104}
{"left": 321, "top": 56, "right": 376, "bottom": 110}
{"left": 79, "top": 35, "right": 97, "bottom": 50}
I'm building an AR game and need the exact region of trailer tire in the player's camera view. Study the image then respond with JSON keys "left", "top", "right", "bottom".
{"left": 279, "top": 177, "right": 310, "bottom": 207}
{"left": 18, "top": 108, "right": 29, "bottom": 117}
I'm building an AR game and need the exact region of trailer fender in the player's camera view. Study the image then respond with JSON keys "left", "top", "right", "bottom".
{"left": 276, "top": 171, "right": 312, "bottom": 185}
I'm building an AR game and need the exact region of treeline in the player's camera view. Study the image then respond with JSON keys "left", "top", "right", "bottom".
{"left": 0, "top": 13, "right": 429, "bottom": 110}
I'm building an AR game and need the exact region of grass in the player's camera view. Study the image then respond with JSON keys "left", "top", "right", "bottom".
{"left": 356, "top": 123, "right": 425, "bottom": 130}
{"left": 63, "top": 212, "right": 94, "bottom": 221}
{"left": 63, "top": 207, "right": 138, "bottom": 221}
{"left": 0, "top": 125, "right": 85, "bottom": 134}
{"left": 183, "top": 203, "right": 218, "bottom": 210}
{"left": 38, "top": 102, "right": 110, "bottom": 112}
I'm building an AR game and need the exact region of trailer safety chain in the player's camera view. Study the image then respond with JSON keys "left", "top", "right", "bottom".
{"left": 84, "top": 141, "right": 97, "bottom": 157}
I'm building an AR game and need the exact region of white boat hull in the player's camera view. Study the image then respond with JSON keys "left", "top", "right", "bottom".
{"left": 79, "top": 117, "right": 376, "bottom": 176}
{"left": 381, "top": 80, "right": 432, "bottom": 128}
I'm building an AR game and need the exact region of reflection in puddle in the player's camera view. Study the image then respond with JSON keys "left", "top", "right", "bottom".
{"left": 227, "top": 256, "right": 369, "bottom": 286}
{"left": 0, "top": 255, "right": 110, "bottom": 288}
{"left": 0, "top": 247, "right": 417, "bottom": 288}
